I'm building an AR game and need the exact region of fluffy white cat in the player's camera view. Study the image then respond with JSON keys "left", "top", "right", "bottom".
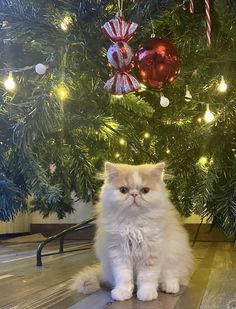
{"left": 71, "top": 162, "right": 193, "bottom": 301}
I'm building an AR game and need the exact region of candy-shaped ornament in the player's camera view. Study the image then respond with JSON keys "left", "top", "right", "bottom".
{"left": 102, "top": 16, "right": 140, "bottom": 95}
{"left": 102, "top": 16, "right": 138, "bottom": 43}
{"left": 107, "top": 41, "right": 133, "bottom": 70}
{"left": 104, "top": 71, "right": 140, "bottom": 95}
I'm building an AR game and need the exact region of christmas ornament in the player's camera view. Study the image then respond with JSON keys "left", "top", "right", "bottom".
{"left": 105, "top": 72, "right": 139, "bottom": 95}
{"left": 135, "top": 38, "right": 180, "bottom": 89}
{"left": 160, "top": 93, "right": 170, "bottom": 107}
{"left": 205, "top": 0, "right": 211, "bottom": 47}
{"left": 35, "top": 63, "right": 47, "bottom": 75}
{"left": 102, "top": 16, "right": 140, "bottom": 95}
{"left": 189, "top": 0, "right": 194, "bottom": 14}
{"left": 107, "top": 42, "right": 133, "bottom": 70}
{"left": 185, "top": 1, "right": 211, "bottom": 47}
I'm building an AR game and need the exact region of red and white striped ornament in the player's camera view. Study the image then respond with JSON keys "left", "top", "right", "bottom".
{"left": 107, "top": 42, "right": 133, "bottom": 70}
{"left": 187, "top": 0, "right": 211, "bottom": 47}
{"left": 205, "top": 0, "right": 211, "bottom": 47}
{"left": 189, "top": 0, "right": 194, "bottom": 14}
{"left": 104, "top": 72, "right": 140, "bottom": 95}
{"left": 102, "top": 16, "right": 140, "bottom": 95}
{"left": 102, "top": 16, "right": 138, "bottom": 43}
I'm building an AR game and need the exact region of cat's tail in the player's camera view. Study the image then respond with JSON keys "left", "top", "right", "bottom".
{"left": 70, "top": 264, "right": 101, "bottom": 294}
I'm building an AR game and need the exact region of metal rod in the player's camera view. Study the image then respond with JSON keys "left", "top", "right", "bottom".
{"left": 59, "top": 235, "right": 65, "bottom": 253}
{"left": 36, "top": 217, "right": 95, "bottom": 266}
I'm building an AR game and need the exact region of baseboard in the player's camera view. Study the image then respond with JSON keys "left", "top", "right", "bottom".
{"left": 30, "top": 223, "right": 95, "bottom": 240}
{"left": 30, "top": 223, "right": 232, "bottom": 242}
{"left": 0, "top": 232, "right": 30, "bottom": 240}
{"left": 185, "top": 223, "right": 231, "bottom": 242}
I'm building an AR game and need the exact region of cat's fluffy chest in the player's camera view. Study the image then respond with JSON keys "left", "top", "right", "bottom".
{"left": 110, "top": 220, "right": 164, "bottom": 256}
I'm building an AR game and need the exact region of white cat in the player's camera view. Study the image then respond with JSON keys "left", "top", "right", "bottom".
{"left": 71, "top": 162, "right": 193, "bottom": 301}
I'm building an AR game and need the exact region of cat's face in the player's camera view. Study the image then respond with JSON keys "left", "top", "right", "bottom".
{"left": 101, "top": 162, "right": 166, "bottom": 212}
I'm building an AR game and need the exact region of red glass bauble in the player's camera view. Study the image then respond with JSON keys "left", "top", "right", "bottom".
{"left": 135, "top": 38, "right": 180, "bottom": 89}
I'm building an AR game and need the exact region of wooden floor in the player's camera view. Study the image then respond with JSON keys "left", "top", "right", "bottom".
{"left": 0, "top": 239, "right": 235, "bottom": 309}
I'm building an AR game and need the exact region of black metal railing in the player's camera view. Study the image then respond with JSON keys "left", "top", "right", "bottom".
{"left": 36, "top": 217, "right": 96, "bottom": 266}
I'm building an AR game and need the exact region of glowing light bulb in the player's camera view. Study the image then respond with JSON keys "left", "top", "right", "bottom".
{"left": 197, "top": 117, "right": 202, "bottom": 123}
{"left": 119, "top": 138, "right": 126, "bottom": 145}
{"left": 56, "top": 84, "right": 69, "bottom": 100}
{"left": 60, "top": 16, "right": 71, "bottom": 31}
{"left": 112, "top": 94, "right": 123, "bottom": 99}
{"left": 4, "top": 72, "right": 16, "bottom": 91}
{"left": 160, "top": 93, "right": 170, "bottom": 107}
{"left": 166, "top": 148, "right": 170, "bottom": 154}
{"left": 204, "top": 104, "right": 214, "bottom": 123}
{"left": 217, "top": 76, "right": 227, "bottom": 92}
{"left": 61, "top": 22, "right": 68, "bottom": 31}
{"left": 185, "top": 85, "right": 192, "bottom": 102}
{"left": 144, "top": 132, "right": 150, "bottom": 139}
{"left": 198, "top": 156, "right": 208, "bottom": 166}
{"left": 140, "top": 83, "right": 147, "bottom": 91}
{"left": 115, "top": 153, "right": 120, "bottom": 158}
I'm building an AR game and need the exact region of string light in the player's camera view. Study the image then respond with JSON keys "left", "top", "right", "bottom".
{"left": 140, "top": 83, "right": 147, "bottom": 91}
{"left": 197, "top": 117, "right": 202, "bottom": 123}
{"left": 160, "top": 93, "right": 170, "bottom": 107}
{"left": 166, "top": 148, "right": 170, "bottom": 154}
{"left": 56, "top": 84, "right": 69, "bottom": 100}
{"left": 198, "top": 156, "right": 208, "bottom": 166}
{"left": 204, "top": 104, "right": 214, "bottom": 123}
{"left": 4, "top": 72, "right": 16, "bottom": 91}
{"left": 115, "top": 153, "right": 120, "bottom": 158}
{"left": 119, "top": 138, "right": 126, "bottom": 145}
{"left": 60, "top": 16, "right": 71, "bottom": 31}
{"left": 217, "top": 75, "right": 227, "bottom": 92}
{"left": 112, "top": 94, "right": 123, "bottom": 99}
{"left": 144, "top": 132, "right": 150, "bottom": 139}
{"left": 185, "top": 85, "right": 192, "bottom": 101}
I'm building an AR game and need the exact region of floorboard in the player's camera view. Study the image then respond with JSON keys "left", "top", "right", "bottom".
{"left": 0, "top": 240, "right": 235, "bottom": 309}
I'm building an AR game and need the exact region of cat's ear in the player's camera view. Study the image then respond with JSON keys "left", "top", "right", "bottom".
{"left": 150, "top": 162, "right": 165, "bottom": 177}
{"left": 104, "top": 162, "right": 120, "bottom": 181}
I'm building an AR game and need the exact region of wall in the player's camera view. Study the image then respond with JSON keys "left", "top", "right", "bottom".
{"left": 30, "top": 200, "right": 93, "bottom": 224}
{"left": 0, "top": 212, "right": 31, "bottom": 234}
{"left": 0, "top": 199, "right": 93, "bottom": 234}
{"left": 1, "top": 203, "right": 205, "bottom": 235}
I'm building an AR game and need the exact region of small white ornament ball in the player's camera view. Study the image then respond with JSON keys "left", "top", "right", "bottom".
{"left": 35, "top": 63, "right": 47, "bottom": 75}
{"left": 160, "top": 95, "right": 170, "bottom": 107}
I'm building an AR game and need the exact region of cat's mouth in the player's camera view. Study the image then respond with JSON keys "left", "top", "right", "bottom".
{"left": 129, "top": 200, "right": 140, "bottom": 207}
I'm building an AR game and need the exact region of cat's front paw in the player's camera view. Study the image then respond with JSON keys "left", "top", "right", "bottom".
{"left": 111, "top": 287, "right": 133, "bottom": 301}
{"left": 137, "top": 286, "right": 158, "bottom": 301}
{"left": 161, "top": 278, "right": 180, "bottom": 294}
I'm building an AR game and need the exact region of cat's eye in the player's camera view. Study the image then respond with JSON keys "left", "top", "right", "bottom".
{"left": 141, "top": 187, "right": 150, "bottom": 194}
{"left": 119, "top": 186, "right": 129, "bottom": 194}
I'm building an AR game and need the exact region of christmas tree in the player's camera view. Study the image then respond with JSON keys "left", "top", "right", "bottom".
{"left": 0, "top": 0, "right": 235, "bottom": 238}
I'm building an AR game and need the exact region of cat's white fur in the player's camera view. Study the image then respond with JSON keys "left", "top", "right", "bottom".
{"left": 71, "top": 162, "right": 193, "bottom": 301}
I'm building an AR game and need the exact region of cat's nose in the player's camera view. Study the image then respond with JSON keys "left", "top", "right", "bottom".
{"left": 131, "top": 193, "right": 138, "bottom": 197}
